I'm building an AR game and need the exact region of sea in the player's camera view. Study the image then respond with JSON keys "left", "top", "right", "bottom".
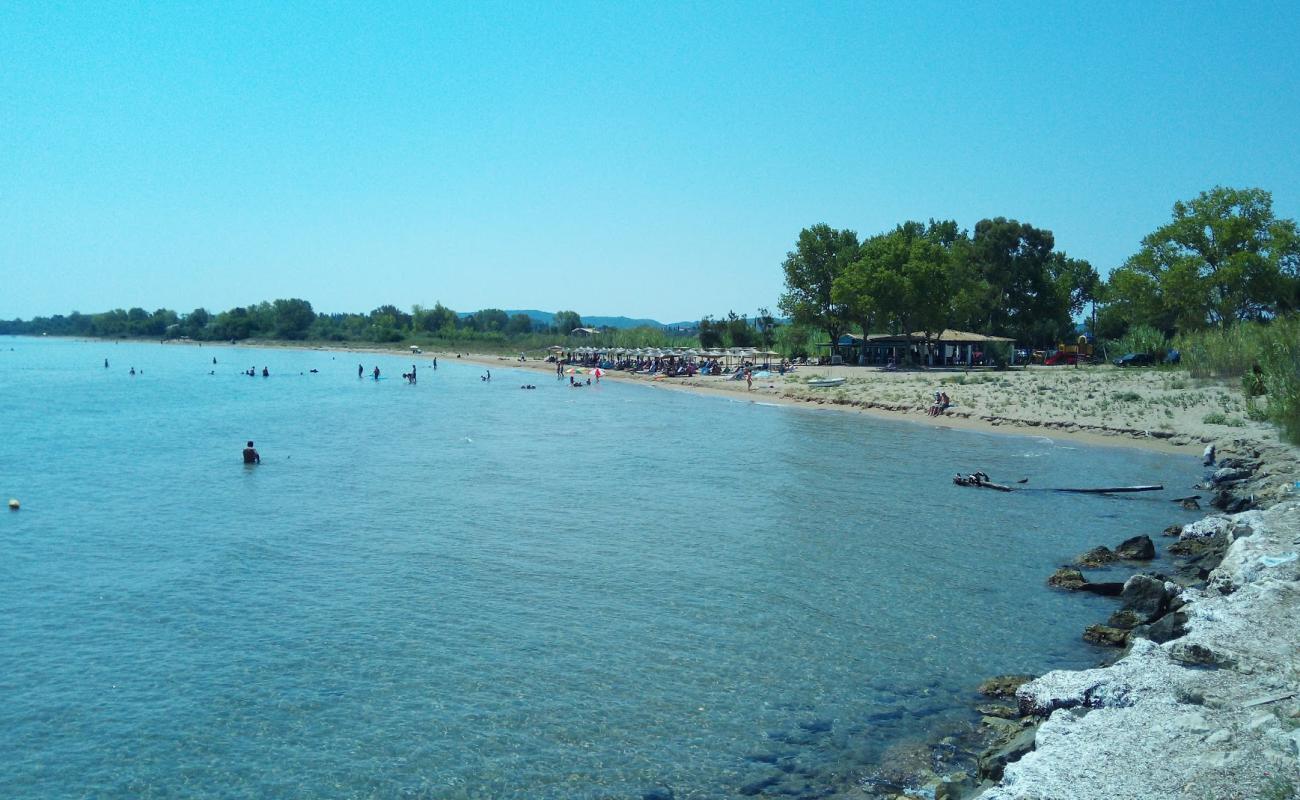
{"left": 0, "top": 337, "right": 1204, "bottom": 799}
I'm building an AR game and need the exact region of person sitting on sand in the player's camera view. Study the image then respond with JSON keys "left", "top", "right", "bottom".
{"left": 242, "top": 440, "right": 260, "bottom": 464}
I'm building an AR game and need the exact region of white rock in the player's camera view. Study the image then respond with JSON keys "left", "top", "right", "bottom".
{"left": 1180, "top": 516, "right": 1231, "bottom": 541}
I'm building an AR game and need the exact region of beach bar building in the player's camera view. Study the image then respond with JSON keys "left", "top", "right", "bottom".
{"left": 822, "top": 330, "right": 1017, "bottom": 366}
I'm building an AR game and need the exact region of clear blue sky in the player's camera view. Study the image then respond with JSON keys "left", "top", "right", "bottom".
{"left": 3, "top": 1, "right": 1298, "bottom": 322}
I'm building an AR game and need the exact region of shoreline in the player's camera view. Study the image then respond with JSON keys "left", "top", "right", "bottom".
{"left": 68, "top": 334, "right": 1265, "bottom": 456}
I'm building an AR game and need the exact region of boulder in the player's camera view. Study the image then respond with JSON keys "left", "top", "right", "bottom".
{"left": 1115, "top": 534, "right": 1156, "bottom": 560}
{"left": 1161, "top": 524, "right": 1183, "bottom": 537}
{"left": 1083, "top": 624, "right": 1129, "bottom": 647}
{"left": 1047, "top": 568, "right": 1088, "bottom": 590}
{"left": 1133, "top": 611, "right": 1189, "bottom": 643}
{"left": 1120, "top": 574, "right": 1177, "bottom": 622}
{"left": 1074, "top": 546, "right": 1118, "bottom": 568}
{"left": 1211, "top": 467, "right": 1250, "bottom": 484}
{"left": 1107, "top": 609, "right": 1143, "bottom": 630}
{"left": 1179, "top": 516, "right": 1232, "bottom": 541}
{"left": 977, "top": 726, "right": 1037, "bottom": 782}
{"left": 979, "top": 674, "right": 1036, "bottom": 699}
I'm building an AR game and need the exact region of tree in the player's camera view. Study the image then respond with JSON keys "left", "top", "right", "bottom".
{"left": 506, "top": 313, "right": 534, "bottom": 335}
{"left": 1105, "top": 187, "right": 1300, "bottom": 331}
{"left": 967, "top": 218, "right": 1060, "bottom": 345}
{"left": 272, "top": 298, "right": 315, "bottom": 340}
{"left": 755, "top": 307, "right": 777, "bottom": 350}
{"left": 553, "top": 310, "right": 583, "bottom": 334}
{"left": 834, "top": 221, "right": 966, "bottom": 363}
{"left": 778, "top": 224, "right": 860, "bottom": 360}
{"left": 698, "top": 315, "right": 723, "bottom": 349}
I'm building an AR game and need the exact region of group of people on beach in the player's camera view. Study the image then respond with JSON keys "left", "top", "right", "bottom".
{"left": 928, "top": 391, "right": 952, "bottom": 416}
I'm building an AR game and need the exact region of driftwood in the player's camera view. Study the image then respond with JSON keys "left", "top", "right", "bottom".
{"left": 1054, "top": 485, "right": 1164, "bottom": 494}
{"left": 953, "top": 472, "right": 1164, "bottom": 495}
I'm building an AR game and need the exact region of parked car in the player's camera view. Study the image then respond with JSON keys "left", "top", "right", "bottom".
{"left": 1114, "top": 352, "right": 1154, "bottom": 367}
{"left": 1044, "top": 350, "right": 1079, "bottom": 366}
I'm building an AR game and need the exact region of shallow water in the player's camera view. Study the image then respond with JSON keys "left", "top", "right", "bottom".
{"left": 0, "top": 337, "right": 1202, "bottom": 799}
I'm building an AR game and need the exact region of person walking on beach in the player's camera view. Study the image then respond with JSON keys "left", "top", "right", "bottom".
{"left": 746, "top": 369, "right": 753, "bottom": 391}
{"left": 242, "top": 440, "right": 260, "bottom": 464}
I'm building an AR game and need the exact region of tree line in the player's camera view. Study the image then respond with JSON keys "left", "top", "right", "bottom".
{"left": 0, "top": 301, "right": 587, "bottom": 344}
{"left": 779, "top": 186, "right": 1299, "bottom": 356}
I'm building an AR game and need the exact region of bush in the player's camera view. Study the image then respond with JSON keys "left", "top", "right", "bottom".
{"left": 1110, "top": 324, "right": 1168, "bottom": 361}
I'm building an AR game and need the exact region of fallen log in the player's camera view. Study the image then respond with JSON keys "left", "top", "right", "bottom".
{"left": 1054, "top": 485, "right": 1164, "bottom": 494}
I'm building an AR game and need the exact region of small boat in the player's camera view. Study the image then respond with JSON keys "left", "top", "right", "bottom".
{"left": 806, "top": 377, "right": 846, "bottom": 388}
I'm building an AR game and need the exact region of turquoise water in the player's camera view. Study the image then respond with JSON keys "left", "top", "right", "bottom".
{"left": 1, "top": 337, "right": 1201, "bottom": 799}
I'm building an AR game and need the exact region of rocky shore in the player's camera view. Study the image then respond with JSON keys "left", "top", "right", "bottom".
{"left": 963, "top": 438, "right": 1300, "bottom": 800}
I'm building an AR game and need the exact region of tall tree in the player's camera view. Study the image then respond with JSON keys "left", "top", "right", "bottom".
{"left": 968, "top": 218, "right": 1061, "bottom": 344}
{"left": 778, "top": 224, "right": 860, "bottom": 359}
{"left": 553, "top": 310, "right": 583, "bottom": 334}
{"left": 1105, "top": 186, "right": 1300, "bottom": 331}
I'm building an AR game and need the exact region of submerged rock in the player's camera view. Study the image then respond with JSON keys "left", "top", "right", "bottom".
{"left": 1082, "top": 624, "right": 1129, "bottom": 648}
{"left": 1047, "top": 568, "right": 1087, "bottom": 590}
{"left": 979, "top": 675, "right": 1036, "bottom": 699}
{"left": 1073, "top": 546, "right": 1117, "bottom": 568}
{"left": 1115, "top": 535, "right": 1156, "bottom": 560}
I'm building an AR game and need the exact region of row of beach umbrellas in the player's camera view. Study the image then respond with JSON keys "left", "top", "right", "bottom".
{"left": 551, "top": 346, "right": 781, "bottom": 360}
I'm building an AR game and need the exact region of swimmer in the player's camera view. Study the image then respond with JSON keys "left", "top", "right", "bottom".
{"left": 129, "top": 367, "right": 135, "bottom": 375}
{"left": 104, "top": 358, "right": 109, "bottom": 368}
{"left": 358, "top": 364, "right": 364, "bottom": 378}
{"left": 262, "top": 366, "right": 268, "bottom": 377}
{"left": 242, "top": 440, "right": 260, "bottom": 464}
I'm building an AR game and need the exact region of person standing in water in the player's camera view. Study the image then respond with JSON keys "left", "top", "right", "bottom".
{"left": 242, "top": 440, "right": 261, "bottom": 464}
{"left": 104, "top": 358, "right": 109, "bottom": 368}
{"left": 373, "top": 366, "right": 380, "bottom": 380}
{"left": 358, "top": 364, "right": 363, "bottom": 378}
{"left": 262, "top": 366, "right": 269, "bottom": 377}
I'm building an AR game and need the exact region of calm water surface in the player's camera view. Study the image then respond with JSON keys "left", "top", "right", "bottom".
{"left": 0, "top": 338, "right": 1201, "bottom": 799}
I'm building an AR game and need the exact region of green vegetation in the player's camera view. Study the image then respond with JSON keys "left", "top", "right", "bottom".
{"left": 781, "top": 217, "right": 1098, "bottom": 360}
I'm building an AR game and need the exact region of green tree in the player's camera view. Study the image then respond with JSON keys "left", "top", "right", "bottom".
{"left": 553, "top": 310, "right": 583, "bottom": 334}
{"left": 271, "top": 298, "right": 315, "bottom": 339}
{"left": 966, "top": 218, "right": 1067, "bottom": 345}
{"left": 778, "top": 224, "right": 860, "bottom": 359}
{"left": 1105, "top": 187, "right": 1300, "bottom": 331}
{"left": 506, "top": 313, "right": 534, "bottom": 335}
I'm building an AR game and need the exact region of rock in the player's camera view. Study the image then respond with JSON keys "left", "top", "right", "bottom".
{"left": 976, "top": 703, "right": 1020, "bottom": 719}
{"left": 977, "top": 726, "right": 1037, "bottom": 781}
{"left": 1132, "top": 611, "right": 1188, "bottom": 643}
{"left": 1107, "top": 609, "right": 1143, "bottom": 629}
{"left": 1116, "top": 535, "right": 1156, "bottom": 560}
{"left": 1169, "top": 642, "right": 1235, "bottom": 668}
{"left": 979, "top": 674, "right": 1036, "bottom": 698}
{"left": 1180, "top": 516, "right": 1232, "bottom": 541}
{"left": 738, "top": 774, "right": 781, "bottom": 795}
{"left": 1211, "top": 490, "right": 1254, "bottom": 513}
{"left": 1074, "top": 546, "right": 1118, "bottom": 568}
{"left": 1212, "top": 467, "right": 1250, "bottom": 484}
{"left": 1048, "top": 568, "right": 1087, "bottom": 589}
{"left": 1161, "top": 524, "right": 1183, "bottom": 537}
{"left": 1077, "top": 581, "right": 1125, "bottom": 597}
{"left": 1083, "top": 624, "right": 1129, "bottom": 647}
{"left": 1120, "top": 574, "right": 1177, "bottom": 622}
{"left": 1180, "top": 497, "right": 1201, "bottom": 510}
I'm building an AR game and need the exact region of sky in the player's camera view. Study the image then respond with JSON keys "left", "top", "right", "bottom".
{"left": 3, "top": 1, "right": 1298, "bottom": 322}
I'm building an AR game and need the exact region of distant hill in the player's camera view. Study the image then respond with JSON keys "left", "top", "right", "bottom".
{"left": 460, "top": 309, "right": 672, "bottom": 330}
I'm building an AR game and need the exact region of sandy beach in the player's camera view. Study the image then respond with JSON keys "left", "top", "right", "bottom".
{"left": 422, "top": 348, "right": 1276, "bottom": 456}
